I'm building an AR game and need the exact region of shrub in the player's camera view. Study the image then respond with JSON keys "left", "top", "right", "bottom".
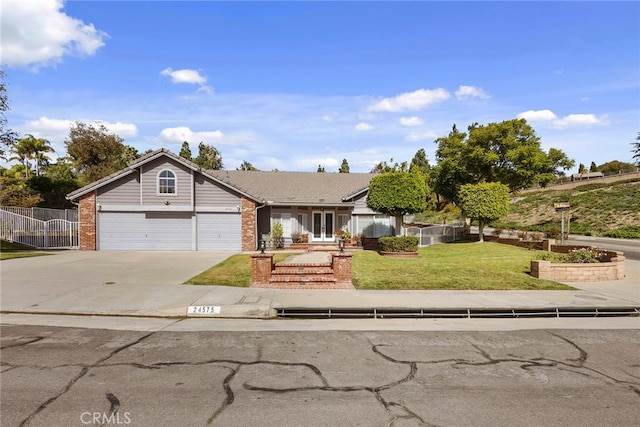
{"left": 566, "top": 247, "right": 603, "bottom": 263}
{"left": 267, "top": 222, "right": 284, "bottom": 248}
{"left": 378, "top": 236, "right": 419, "bottom": 253}
{"left": 291, "top": 231, "right": 308, "bottom": 243}
{"left": 604, "top": 226, "right": 640, "bottom": 239}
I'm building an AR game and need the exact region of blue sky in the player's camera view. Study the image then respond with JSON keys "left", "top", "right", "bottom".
{"left": 2, "top": 0, "right": 639, "bottom": 172}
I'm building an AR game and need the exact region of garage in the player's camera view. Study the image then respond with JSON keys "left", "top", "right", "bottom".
{"left": 196, "top": 212, "right": 242, "bottom": 251}
{"left": 99, "top": 212, "right": 193, "bottom": 251}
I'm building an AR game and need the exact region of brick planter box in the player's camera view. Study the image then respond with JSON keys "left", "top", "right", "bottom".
{"left": 380, "top": 251, "right": 419, "bottom": 259}
{"left": 531, "top": 255, "right": 625, "bottom": 282}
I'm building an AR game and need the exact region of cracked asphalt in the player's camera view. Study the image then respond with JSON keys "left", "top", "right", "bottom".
{"left": 1, "top": 325, "right": 639, "bottom": 427}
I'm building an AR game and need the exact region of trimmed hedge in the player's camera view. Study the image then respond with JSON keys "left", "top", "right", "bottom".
{"left": 378, "top": 236, "right": 419, "bottom": 253}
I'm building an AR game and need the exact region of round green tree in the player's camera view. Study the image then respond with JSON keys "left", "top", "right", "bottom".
{"left": 366, "top": 172, "right": 427, "bottom": 235}
{"left": 458, "top": 182, "right": 510, "bottom": 242}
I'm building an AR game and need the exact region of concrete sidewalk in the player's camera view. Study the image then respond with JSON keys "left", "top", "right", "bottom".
{"left": 0, "top": 250, "right": 638, "bottom": 320}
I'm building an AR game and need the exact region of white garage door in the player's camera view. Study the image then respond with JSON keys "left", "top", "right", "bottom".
{"left": 99, "top": 212, "right": 193, "bottom": 251}
{"left": 197, "top": 212, "right": 241, "bottom": 251}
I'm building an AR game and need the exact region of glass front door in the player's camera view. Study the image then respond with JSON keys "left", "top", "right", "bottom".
{"left": 312, "top": 211, "right": 334, "bottom": 242}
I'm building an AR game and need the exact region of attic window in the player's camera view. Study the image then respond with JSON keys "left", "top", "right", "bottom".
{"left": 158, "top": 170, "right": 176, "bottom": 194}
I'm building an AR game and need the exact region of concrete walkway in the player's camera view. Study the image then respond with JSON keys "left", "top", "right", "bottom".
{"left": 0, "top": 250, "right": 638, "bottom": 320}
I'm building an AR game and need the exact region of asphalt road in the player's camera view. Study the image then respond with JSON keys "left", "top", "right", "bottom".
{"left": 2, "top": 324, "right": 639, "bottom": 427}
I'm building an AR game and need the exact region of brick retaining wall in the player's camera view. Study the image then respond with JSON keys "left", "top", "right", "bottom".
{"left": 531, "top": 255, "right": 625, "bottom": 282}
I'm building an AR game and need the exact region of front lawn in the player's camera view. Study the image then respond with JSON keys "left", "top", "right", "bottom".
{"left": 1, "top": 240, "right": 51, "bottom": 260}
{"left": 185, "top": 242, "right": 572, "bottom": 290}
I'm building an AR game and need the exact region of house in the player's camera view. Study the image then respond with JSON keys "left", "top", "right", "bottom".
{"left": 66, "top": 149, "right": 393, "bottom": 251}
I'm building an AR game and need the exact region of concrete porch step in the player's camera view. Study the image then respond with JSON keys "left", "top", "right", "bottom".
{"left": 269, "top": 275, "right": 337, "bottom": 284}
{"left": 272, "top": 265, "right": 334, "bottom": 275}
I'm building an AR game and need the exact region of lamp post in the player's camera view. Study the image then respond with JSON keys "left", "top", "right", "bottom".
{"left": 259, "top": 239, "right": 266, "bottom": 254}
{"left": 554, "top": 203, "right": 571, "bottom": 245}
{"left": 338, "top": 238, "right": 345, "bottom": 253}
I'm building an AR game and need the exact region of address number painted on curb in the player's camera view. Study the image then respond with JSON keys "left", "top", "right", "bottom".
{"left": 187, "top": 305, "right": 221, "bottom": 315}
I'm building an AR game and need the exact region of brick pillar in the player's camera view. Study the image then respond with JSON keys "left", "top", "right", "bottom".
{"left": 332, "top": 253, "right": 353, "bottom": 284}
{"left": 542, "top": 239, "right": 555, "bottom": 251}
{"left": 79, "top": 191, "right": 97, "bottom": 251}
{"left": 530, "top": 260, "right": 551, "bottom": 279}
{"left": 251, "top": 253, "right": 274, "bottom": 285}
{"left": 241, "top": 197, "right": 257, "bottom": 252}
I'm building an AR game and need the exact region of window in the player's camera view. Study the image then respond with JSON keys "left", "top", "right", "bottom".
{"left": 272, "top": 213, "right": 292, "bottom": 237}
{"left": 298, "top": 214, "right": 308, "bottom": 233}
{"left": 158, "top": 170, "right": 176, "bottom": 194}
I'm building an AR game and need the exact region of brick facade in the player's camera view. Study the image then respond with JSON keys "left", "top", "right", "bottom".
{"left": 241, "top": 196, "right": 257, "bottom": 252}
{"left": 79, "top": 191, "right": 97, "bottom": 251}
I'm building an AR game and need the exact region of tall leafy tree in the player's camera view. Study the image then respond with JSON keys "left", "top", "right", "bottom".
{"left": 9, "top": 137, "right": 32, "bottom": 178}
{"left": 589, "top": 161, "right": 598, "bottom": 172}
{"left": 434, "top": 119, "right": 574, "bottom": 202}
{"left": 370, "top": 158, "right": 409, "bottom": 173}
{"left": 193, "top": 142, "right": 223, "bottom": 170}
{"left": 29, "top": 157, "right": 80, "bottom": 208}
{"left": 366, "top": 172, "right": 427, "bottom": 235}
{"left": 65, "top": 121, "right": 128, "bottom": 185}
{"left": 179, "top": 141, "right": 192, "bottom": 160}
{"left": 339, "top": 159, "right": 350, "bottom": 173}
{"left": 457, "top": 182, "right": 510, "bottom": 242}
{"left": 237, "top": 161, "right": 258, "bottom": 171}
{"left": 633, "top": 132, "right": 640, "bottom": 166}
{"left": 0, "top": 70, "right": 18, "bottom": 160}
{"left": 598, "top": 160, "right": 636, "bottom": 174}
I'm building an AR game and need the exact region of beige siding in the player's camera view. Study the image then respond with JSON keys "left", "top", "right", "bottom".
{"left": 195, "top": 175, "right": 241, "bottom": 207}
{"left": 353, "top": 193, "right": 377, "bottom": 214}
{"left": 97, "top": 173, "right": 140, "bottom": 205}
{"left": 141, "top": 158, "right": 193, "bottom": 206}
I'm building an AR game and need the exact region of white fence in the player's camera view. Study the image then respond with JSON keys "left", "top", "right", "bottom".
{"left": 0, "top": 206, "right": 78, "bottom": 221}
{"left": 405, "top": 224, "right": 466, "bottom": 247}
{"left": 0, "top": 208, "right": 79, "bottom": 249}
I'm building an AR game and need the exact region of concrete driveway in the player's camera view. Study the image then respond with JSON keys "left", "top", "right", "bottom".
{"left": 0, "top": 251, "right": 234, "bottom": 317}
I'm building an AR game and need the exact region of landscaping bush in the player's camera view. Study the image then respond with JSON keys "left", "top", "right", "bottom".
{"left": 378, "top": 236, "right": 419, "bottom": 252}
{"left": 603, "top": 225, "right": 640, "bottom": 239}
{"left": 535, "top": 247, "right": 604, "bottom": 264}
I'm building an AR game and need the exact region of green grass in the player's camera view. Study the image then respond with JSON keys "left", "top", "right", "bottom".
{"left": 185, "top": 252, "right": 299, "bottom": 286}
{"left": 185, "top": 243, "right": 572, "bottom": 290}
{"left": 0, "top": 240, "right": 51, "bottom": 260}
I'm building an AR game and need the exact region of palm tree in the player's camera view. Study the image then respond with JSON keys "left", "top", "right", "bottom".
{"left": 11, "top": 134, "right": 55, "bottom": 177}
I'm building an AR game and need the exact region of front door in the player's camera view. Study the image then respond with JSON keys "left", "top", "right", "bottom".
{"left": 312, "top": 211, "right": 334, "bottom": 242}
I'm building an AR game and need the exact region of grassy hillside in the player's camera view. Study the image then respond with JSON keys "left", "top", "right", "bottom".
{"left": 492, "top": 178, "right": 640, "bottom": 239}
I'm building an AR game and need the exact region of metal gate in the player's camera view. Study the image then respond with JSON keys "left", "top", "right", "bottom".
{"left": 0, "top": 208, "right": 79, "bottom": 249}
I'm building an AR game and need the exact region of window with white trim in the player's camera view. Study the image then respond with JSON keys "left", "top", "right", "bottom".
{"left": 272, "top": 213, "right": 292, "bottom": 237}
{"left": 158, "top": 170, "right": 176, "bottom": 194}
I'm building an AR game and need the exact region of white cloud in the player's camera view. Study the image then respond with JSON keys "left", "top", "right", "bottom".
{"left": 161, "top": 67, "right": 213, "bottom": 94}
{"left": 517, "top": 110, "right": 607, "bottom": 129}
{"left": 367, "top": 88, "right": 450, "bottom": 112}
{"left": 100, "top": 121, "right": 138, "bottom": 138}
{"left": 405, "top": 130, "right": 439, "bottom": 142}
{"left": 0, "top": 0, "right": 108, "bottom": 70}
{"left": 158, "top": 126, "right": 224, "bottom": 144}
{"left": 517, "top": 109, "right": 558, "bottom": 122}
{"left": 399, "top": 116, "right": 424, "bottom": 127}
{"left": 355, "top": 122, "right": 374, "bottom": 131}
{"left": 455, "top": 85, "right": 490, "bottom": 102}
{"left": 581, "top": 97, "right": 590, "bottom": 102}
{"left": 21, "top": 117, "right": 137, "bottom": 139}
{"left": 552, "top": 114, "right": 607, "bottom": 128}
